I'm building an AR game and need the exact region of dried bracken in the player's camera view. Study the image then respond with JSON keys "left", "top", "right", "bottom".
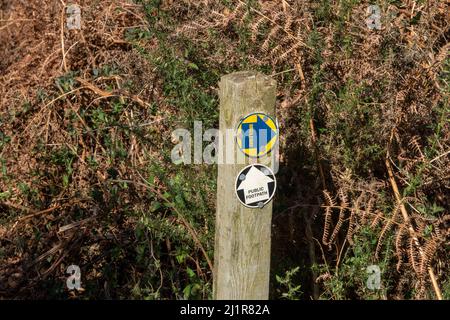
{"left": 1, "top": 0, "right": 448, "bottom": 300}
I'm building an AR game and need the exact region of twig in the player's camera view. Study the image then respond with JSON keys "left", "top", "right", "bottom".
{"left": 0, "top": 22, "right": 14, "bottom": 30}
{"left": 75, "top": 77, "right": 114, "bottom": 98}
{"left": 75, "top": 77, "right": 150, "bottom": 107}
{"left": 270, "top": 68, "right": 296, "bottom": 77}
{"left": 335, "top": 238, "right": 348, "bottom": 275}
{"left": 295, "top": 63, "right": 306, "bottom": 89}
{"left": 430, "top": 149, "right": 450, "bottom": 164}
{"left": 58, "top": 217, "right": 95, "bottom": 233}
{"left": 32, "top": 242, "right": 64, "bottom": 266}
{"left": 44, "top": 87, "right": 85, "bottom": 107}
{"left": 60, "top": 5, "right": 67, "bottom": 72}
{"left": 15, "top": 205, "right": 60, "bottom": 222}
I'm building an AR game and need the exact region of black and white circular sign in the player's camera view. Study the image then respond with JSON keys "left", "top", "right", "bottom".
{"left": 235, "top": 164, "right": 276, "bottom": 208}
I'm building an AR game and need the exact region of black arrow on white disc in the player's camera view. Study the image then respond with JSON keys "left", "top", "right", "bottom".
{"left": 235, "top": 164, "right": 276, "bottom": 208}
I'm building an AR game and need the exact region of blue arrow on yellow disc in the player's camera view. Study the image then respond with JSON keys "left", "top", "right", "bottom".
{"left": 236, "top": 112, "right": 278, "bottom": 157}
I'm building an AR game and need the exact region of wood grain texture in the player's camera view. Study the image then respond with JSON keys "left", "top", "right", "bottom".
{"left": 213, "top": 71, "right": 276, "bottom": 300}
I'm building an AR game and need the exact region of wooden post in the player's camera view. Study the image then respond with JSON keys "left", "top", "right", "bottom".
{"left": 213, "top": 71, "right": 277, "bottom": 299}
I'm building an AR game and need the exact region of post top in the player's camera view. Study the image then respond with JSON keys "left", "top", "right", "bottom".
{"left": 221, "top": 71, "right": 276, "bottom": 87}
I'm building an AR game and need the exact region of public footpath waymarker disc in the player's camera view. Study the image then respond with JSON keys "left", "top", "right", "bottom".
{"left": 236, "top": 112, "right": 278, "bottom": 158}
{"left": 235, "top": 164, "right": 276, "bottom": 208}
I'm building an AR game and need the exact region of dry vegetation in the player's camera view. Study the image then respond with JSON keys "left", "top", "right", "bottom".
{"left": 0, "top": 0, "right": 449, "bottom": 299}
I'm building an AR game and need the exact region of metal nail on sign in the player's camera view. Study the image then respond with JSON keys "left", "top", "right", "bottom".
{"left": 235, "top": 164, "right": 276, "bottom": 208}
{"left": 236, "top": 112, "right": 278, "bottom": 158}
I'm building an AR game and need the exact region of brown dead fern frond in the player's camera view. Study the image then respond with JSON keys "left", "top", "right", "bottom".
{"left": 261, "top": 25, "right": 281, "bottom": 52}
{"left": 250, "top": 16, "right": 266, "bottom": 41}
{"left": 346, "top": 192, "right": 364, "bottom": 245}
{"left": 328, "top": 206, "right": 345, "bottom": 246}
{"left": 361, "top": 197, "right": 375, "bottom": 225}
{"left": 370, "top": 210, "right": 384, "bottom": 228}
{"left": 409, "top": 135, "right": 425, "bottom": 159}
{"left": 375, "top": 205, "right": 400, "bottom": 259}
{"left": 420, "top": 237, "right": 440, "bottom": 276}
{"left": 322, "top": 189, "right": 349, "bottom": 247}
{"left": 322, "top": 189, "right": 335, "bottom": 246}
{"left": 395, "top": 224, "right": 407, "bottom": 271}
{"left": 407, "top": 237, "right": 421, "bottom": 275}
{"left": 276, "top": 41, "right": 302, "bottom": 64}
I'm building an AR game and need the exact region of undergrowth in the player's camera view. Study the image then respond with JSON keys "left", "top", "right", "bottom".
{"left": 0, "top": 0, "right": 448, "bottom": 300}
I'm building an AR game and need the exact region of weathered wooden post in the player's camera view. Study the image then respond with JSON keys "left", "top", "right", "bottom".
{"left": 213, "top": 71, "right": 277, "bottom": 299}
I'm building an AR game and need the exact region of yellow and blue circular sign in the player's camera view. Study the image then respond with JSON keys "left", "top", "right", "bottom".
{"left": 236, "top": 112, "right": 278, "bottom": 158}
